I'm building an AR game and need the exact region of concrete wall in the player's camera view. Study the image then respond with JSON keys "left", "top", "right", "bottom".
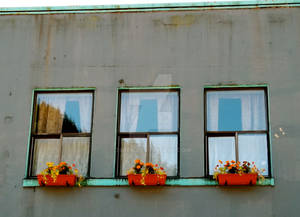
{"left": 0, "top": 7, "right": 300, "bottom": 217}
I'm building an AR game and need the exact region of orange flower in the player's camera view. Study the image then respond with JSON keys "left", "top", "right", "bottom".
{"left": 146, "top": 163, "right": 153, "bottom": 167}
{"left": 228, "top": 166, "right": 232, "bottom": 170}
{"left": 231, "top": 160, "right": 235, "bottom": 163}
{"left": 219, "top": 160, "right": 223, "bottom": 164}
{"left": 136, "top": 165, "right": 141, "bottom": 169}
{"left": 226, "top": 161, "right": 229, "bottom": 164}
{"left": 135, "top": 159, "right": 140, "bottom": 164}
{"left": 140, "top": 162, "right": 144, "bottom": 166}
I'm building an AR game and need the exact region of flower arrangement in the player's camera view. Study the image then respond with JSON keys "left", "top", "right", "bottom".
{"left": 127, "top": 159, "right": 166, "bottom": 186}
{"left": 38, "top": 162, "right": 84, "bottom": 187}
{"left": 213, "top": 160, "right": 265, "bottom": 185}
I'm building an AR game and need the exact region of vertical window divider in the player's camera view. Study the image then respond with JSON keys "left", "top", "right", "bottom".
{"left": 146, "top": 133, "right": 150, "bottom": 163}
{"left": 235, "top": 132, "right": 239, "bottom": 162}
{"left": 59, "top": 133, "right": 63, "bottom": 162}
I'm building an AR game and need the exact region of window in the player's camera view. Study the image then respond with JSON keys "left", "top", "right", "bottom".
{"left": 205, "top": 87, "right": 270, "bottom": 176}
{"left": 27, "top": 90, "right": 94, "bottom": 177}
{"left": 116, "top": 89, "right": 180, "bottom": 177}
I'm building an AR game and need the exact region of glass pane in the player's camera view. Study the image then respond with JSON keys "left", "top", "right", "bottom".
{"left": 35, "top": 93, "right": 93, "bottom": 134}
{"left": 206, "top": 90, "right": 267, "bottom": 131}
{"left": 61, "top": 137, "right": 90, "bottom": 176}
{"left": 238, "top": 134, "right": 269, "bottom": 176}
{"left": 120, "top": 92, "right": 179, "bottom": 132}
{"left": 120, "top": 138, "right": 147, "bottom": 176}
{"left": 149, "top": 135, "right": 178, "bottom": 176}
{"left": 32, "top": 139, "right": 61, "bottom": 176}
{"left": 208, "top": 137, "right": 236, "bottom": 175}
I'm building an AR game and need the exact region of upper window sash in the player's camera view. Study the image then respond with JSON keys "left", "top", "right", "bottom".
{"left": 119, "top": 90, "right": 179, "bottom": 133}
{"left": 206, "top": 89, "right": 268, "bottom": 132}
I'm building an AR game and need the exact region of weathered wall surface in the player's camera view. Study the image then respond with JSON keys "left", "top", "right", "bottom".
{"left": 0, "top": 7, "right": 300, "bottom": 217}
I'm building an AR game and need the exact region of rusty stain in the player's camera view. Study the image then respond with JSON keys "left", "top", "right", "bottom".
{"left": 38, "top": 16, "right": 44, "bottom": 47}
{"left": 43, "top": 18, "right": 52, "bottom": 86}
{"left": 153, "top": 14, "right": 198, "bottom": 27}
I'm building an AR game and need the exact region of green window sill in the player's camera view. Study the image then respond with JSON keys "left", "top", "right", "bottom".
{"left": 23, "top": 178, "right": 275, "bottom": 187}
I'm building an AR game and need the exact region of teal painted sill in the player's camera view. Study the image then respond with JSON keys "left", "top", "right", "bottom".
{"left": 0, "top": 0, "right": 300, "bottom": 15}
{"left": 23, "top": 178, "right": 274, "bottom": 187}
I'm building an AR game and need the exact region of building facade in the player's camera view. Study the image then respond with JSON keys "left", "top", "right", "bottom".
{"left": 0, "top": 1, "right": 300, "bottom": 216}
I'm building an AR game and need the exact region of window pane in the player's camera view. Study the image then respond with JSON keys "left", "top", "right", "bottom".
{"left": 208, "top": 137, "right": 236, "bottom": 175}
{"left": 120, "top": 92, "right": 178, "bottom": 132}
{"left": 238, "top": 134, "right": 269, "bottom": 176}
{"left": 149, "top": 135, "right": 178, "bottom": 176}
{"left": 36, "top": 93, "right": 93, "bottom": 134}
{"left": 61, "top": 137, "right": 90, "bottom": 176}
{"left": 120, "top": 138, "right": 147, "bottom": 176}
{"left": 206, "top": 90, "right": 267, "bottom": 131}
{"left": 32, "top": 139, "right": 60, "bottom": 176}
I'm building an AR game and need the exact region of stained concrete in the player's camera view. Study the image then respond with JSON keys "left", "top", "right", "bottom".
{"left": 0, "top": 7, "right": 300, "bottom": 217}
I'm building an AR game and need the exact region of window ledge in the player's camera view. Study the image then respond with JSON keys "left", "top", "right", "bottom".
{"left": 23, "top": 178, "right": 275, "bottom": 187}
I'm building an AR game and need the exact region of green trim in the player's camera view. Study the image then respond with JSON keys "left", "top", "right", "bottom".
{"left": 24, "top": 89, "right": 35, "bottom": 178}
{"left": 118, "top": 86, "right": 181, "bottom": 90}
{"left": 204, "top": 84, "right": 268, "bottom": 89}
{"left": 33, "top": 87, "right": 96, "bottom": 91}
{"left": 0, "top": 1, "right": 300, "bottom": 15}
{"left": 23, "top": 177, "right": 275, "bottom": 187}
{"left": 113, "top": 88, "right": 119, "bottom": 177}
{"left": 267, "top": 85, "right": 273, "bottom": 177}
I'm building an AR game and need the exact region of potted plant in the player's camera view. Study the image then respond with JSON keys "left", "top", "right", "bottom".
{"left": 37, "top": 162, "right": 84, "bottom": 187}
{"left": 127, "top": 159, "right": 166, "bottom": 186}
{"left": 213, "top": 160, "right": 265, "bottom": 186}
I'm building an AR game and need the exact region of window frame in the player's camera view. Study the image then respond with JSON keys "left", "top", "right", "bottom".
{"left": 115, "top": 88, "right": 181, "bottom": 178}
{"left": 26, "top": 89, "right": 95, "bottom": 178}
{"left": 204, "top": 86, "right": 272, "bottom": 178}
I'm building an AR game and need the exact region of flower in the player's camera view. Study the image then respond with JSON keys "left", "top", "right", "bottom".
{"left": 135, "top": 159, "right": 141, "bottom": 164}
{"left": 39, "top": 162, "right": 84, "bottom": 187}
{"left": 213, "top": 160, "right": 265, "bottom": 183}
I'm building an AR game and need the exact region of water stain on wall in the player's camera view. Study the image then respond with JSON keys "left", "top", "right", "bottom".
{"left": 153, "top": 14, "right": 198, "bottom": 27}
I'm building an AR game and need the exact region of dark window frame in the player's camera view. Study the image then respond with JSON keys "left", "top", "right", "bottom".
{"left": 27, "top": 89, "right": 95, "bottom": 178}
{"left": 204, "top": 87, "right": 272, "bottom": 178}
{"left": 115, "top": 88, "right": 181, "bottom": 178}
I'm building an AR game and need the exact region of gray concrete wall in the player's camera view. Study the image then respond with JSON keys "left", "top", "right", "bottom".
{"left": 0, "top": 7, "right": 300, "bottom": 217}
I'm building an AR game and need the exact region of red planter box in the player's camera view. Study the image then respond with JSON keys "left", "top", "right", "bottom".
{"left": 127, "top": 174, "right": 143, "bottom": 186}
{"left": 37, "top": 174, "right": 77, "bottom": 186}
{"left": 217, "top": 173, "right": 258, "bottom": 186}
{"left": 157, "top": 174, "right": 167, "bottom": 185}
{"left": 127, "top": 174, "right": 167, "bottom": 186}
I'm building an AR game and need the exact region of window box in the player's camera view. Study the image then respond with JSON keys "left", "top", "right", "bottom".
{"left": 127, "top": 174, "right": 143, "bottom": 185}
{"left": 127, "top": 174, "right": 167, "bottom": 186}
{"left": 37, "top": 174, "right": 77, "bottom": 186}
{"left": 217, "top": 173, "right": 258, "bottom": 186}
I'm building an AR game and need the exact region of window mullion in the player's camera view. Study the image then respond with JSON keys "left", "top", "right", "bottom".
{"left": 59, "top": 134, "right": 63, "bottom": 163}
{"left": 235, "top": 132, "right": 239, "bottom": 162}
{"left": 146, "top": 133, "right": 150, "bottom": 163}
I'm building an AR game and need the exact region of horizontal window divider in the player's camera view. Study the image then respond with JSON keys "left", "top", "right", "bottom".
{"left": 32, "top": 134, "right": 61, "bottom": 138}
{"left": 206, "top": 130, "right": 267, "bottom": 135}
{"left": 32, "top": 133, "right": 91, "bottom": 138}
{"left": 23, "top": 177, "right": 275, "bottom": 187}
{"left": 62, "top": 133, "right": 91, "bottom": 137}
{"left": 119, "top": 132, "right": 178, "bottom": 135}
